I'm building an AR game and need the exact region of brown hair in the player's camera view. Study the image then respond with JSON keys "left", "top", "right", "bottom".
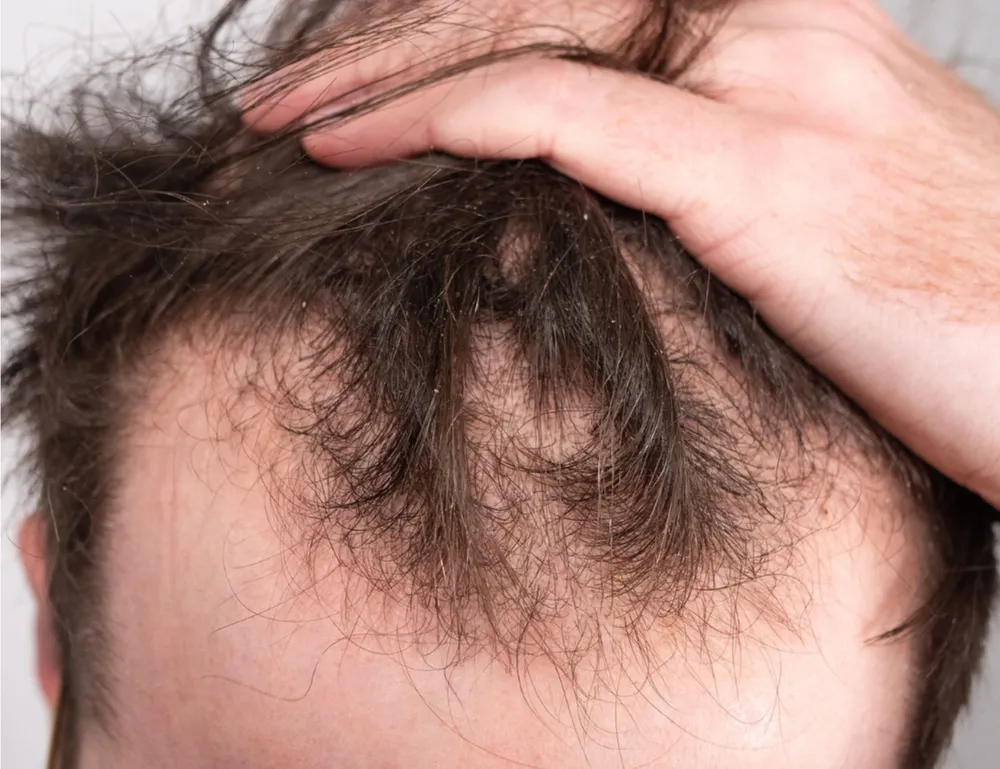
{"left": 2, "top": 1, "right": 996, "bottom": 767}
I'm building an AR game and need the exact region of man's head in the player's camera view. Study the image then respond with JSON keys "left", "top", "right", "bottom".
{"left": 3, "top": 1, "right": 996, "bottom": 768}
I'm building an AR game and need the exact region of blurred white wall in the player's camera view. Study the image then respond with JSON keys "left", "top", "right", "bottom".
{"left": 2, "top": 1, "right": 998, "bottom": 767}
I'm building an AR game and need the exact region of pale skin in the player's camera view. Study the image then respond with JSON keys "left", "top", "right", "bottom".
{"left": 18, "top": 0, "right": 1000, "bottom": 765}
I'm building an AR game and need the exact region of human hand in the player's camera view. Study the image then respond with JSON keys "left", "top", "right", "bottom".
{"left": 243, "top": 0, "right": 1000, "bottom": 507}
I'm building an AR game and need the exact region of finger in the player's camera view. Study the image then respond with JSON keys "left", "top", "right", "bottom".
{"left": 723, "top": 0, "right": 906, "bottom": 49}
{"left": 242, "top": 29, "right": 447, "bottom": 133}
{"left": 300, "top": 57, "right": 766, "bottom": 257}
{"left": 242, "top": 0, "right": 646, "bottom": 134}
{"left": 684, "top": 25, "right": 910, "bottom": 130}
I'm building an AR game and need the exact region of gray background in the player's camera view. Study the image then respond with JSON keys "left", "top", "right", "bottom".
{"left": 1, "top": 0, "right": 998, "bottom": 766}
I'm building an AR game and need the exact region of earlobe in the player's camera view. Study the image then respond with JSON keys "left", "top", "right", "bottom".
{"left": 17, "top": 515, "right": 61, "bottom": 708}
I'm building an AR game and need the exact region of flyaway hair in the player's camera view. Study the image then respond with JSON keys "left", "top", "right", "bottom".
{"left": 2, "top": 2, "right": 996, "bottom": 768}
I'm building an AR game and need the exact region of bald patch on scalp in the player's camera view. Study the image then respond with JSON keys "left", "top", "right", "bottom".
{"left": 116, "top": 278, "right": 927, "bottom": 689}
{"left": 99, "top": 324, "right": 926, "bottom": 769}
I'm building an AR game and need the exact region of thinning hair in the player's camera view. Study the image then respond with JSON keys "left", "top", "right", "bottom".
{"left": 2, "top": 1, "right": 996, "bottom": 767}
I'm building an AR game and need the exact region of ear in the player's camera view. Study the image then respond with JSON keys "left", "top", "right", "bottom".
{"left": 18, "top": 515, "right": 61, "bottom": 708}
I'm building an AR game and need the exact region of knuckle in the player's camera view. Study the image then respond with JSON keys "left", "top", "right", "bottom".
{"left": 520, "top": 57, "right": 591, "bottom": 157}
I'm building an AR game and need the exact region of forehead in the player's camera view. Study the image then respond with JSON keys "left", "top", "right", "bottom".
{"left": 94, "top": 337, "right": 925, "bottom": 769}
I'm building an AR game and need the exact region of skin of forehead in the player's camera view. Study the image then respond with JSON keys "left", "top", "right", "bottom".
{"left": 84, "top": 334, "right": 927, "bottom": 769}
